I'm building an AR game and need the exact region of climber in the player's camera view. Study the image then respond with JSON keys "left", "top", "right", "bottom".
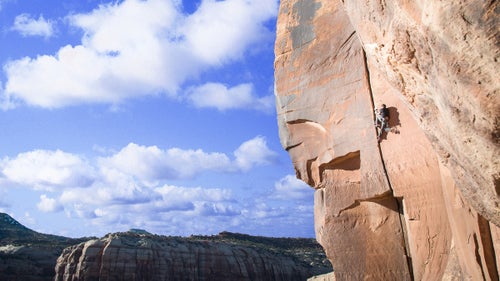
{"left": 375, "top": 104, "right": 390, "bottom": 142}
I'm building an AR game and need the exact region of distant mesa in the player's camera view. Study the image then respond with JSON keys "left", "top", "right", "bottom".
{"left": 0, "top": 212, "right": 332, "bottom": 281}
{"left": 128, "top": 228, "right": 151, "bottom": 235}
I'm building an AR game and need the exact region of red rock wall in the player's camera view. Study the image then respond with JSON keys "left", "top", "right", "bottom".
{"left": 274, "top": 0, "right": 499, "bottom": 280}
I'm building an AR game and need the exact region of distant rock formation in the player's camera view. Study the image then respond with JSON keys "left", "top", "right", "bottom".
{"left": 274, "top": 0, "right": 498, "bottom": 280}
{"left": 0, "top": 212, "right": 331, "bottom": 280}
{"left": 0, "top": 213, "right": 87, "bottom": 281}
{"left": 54, "top": 231, "right": 332, "bottom": 281}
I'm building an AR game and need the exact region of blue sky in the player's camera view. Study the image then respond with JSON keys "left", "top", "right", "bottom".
{"left": 0, "top": 0, "right": 316, "bottom": 238}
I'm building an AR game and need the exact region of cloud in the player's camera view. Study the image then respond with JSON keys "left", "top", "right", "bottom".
{"left": 99, "top": 143, "right": 232, "bottom": 181}
{"left": 234, "top": 136, "right": 278, "bottom": 171}
{"left": 1, "top": 150, "right": 95, "bottom": 191}
{"left": 99, "top": 136, "right": 276, "bottom": 182}
{"left": 3, "top": 0, "right": 183, "bottom": 108}
{"left": 181, "top": 0, "right": 277, "bottom": 64}
{"left": 0, "top": 137, "right": 291, "bottom": 236}
{"left": 37, "top": 195, "right": 62, "bottom": 212}
{"left": 0, "top": 136, "right": 275, "bottom": 189}
{"left": 272, "top": 174, "right": 313, "bottom": 200}
{"left": 12, "top": 14, "right": 55, "bottom": 38}
{"left": 155, "top": 185, "right": 236, "bottom": 215}
{"left": 58, "top": 184, "right": 211, "bottom": 213}
{"left": 59, "top": 179, "right": 314, "bottom": 237}
{"left": 1, "top": 0, "right": 278, "bottom": 109}
{"left": 57, "top": 183, "right": 241, "bottom": 235}
{"left": 187, "top": 82, "right": 274, "bottom": 112}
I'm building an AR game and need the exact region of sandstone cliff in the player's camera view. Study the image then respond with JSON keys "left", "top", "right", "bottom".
{"left": 54, "top": 231, "right": 332, "bottom": 281}
{"left": 274, "top": 0, "right": 499, "bottom": 280}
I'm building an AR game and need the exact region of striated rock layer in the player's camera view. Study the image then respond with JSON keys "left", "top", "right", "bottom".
{"left": 54, "top": 231, "right": 331, "bottom": 281}
{"left": 274, "top": 0, "right": 499, "bottom": 280}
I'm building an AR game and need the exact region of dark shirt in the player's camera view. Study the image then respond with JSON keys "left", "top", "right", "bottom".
{"left": 380, "top": 107, "right": 389, "bottom": 118}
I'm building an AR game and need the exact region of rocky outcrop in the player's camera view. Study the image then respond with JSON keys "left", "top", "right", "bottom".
{"left": 0, "top": 213, "right": 87, "bottom": 281}
{"left": 274, "top": 0, "right": 499, "bottom": 280}
{"left": 54, "top": 231, "right": 332, "bottom": 281}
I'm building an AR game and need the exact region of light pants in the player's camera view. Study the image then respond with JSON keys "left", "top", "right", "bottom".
{"left": 376, "top": 115, "right": 389, "bottom": 138}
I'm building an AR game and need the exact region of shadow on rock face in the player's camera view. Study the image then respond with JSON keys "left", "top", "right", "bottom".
{"left": 388, "top": 107, "right": 401, "bottom": 129}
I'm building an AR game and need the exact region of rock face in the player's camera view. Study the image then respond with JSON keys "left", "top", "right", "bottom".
{"left": 274, "top": 0, "right": 499, "bottom": 280}
{"left": 54, "top": 231, "right": 332, "bottom": 281}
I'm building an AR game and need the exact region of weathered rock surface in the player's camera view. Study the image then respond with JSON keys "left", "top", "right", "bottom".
{"left": 274, "top": 0, "right": 499, "bottom": 280}
{"left": 54, "top": 231, "right": 332, "bottom": 281}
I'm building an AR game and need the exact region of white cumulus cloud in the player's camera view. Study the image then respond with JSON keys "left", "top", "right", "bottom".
{"left": 1, "top": 150, "right": 95, "bottom": 191}
{"left": 187, "top": 82, "right": 274, "bottom": 112}
{"left": 234, "top": 136, "right": 278, "bottom": 171}
{"left": 99, "top": 142, "right": 232, "bottom": 181}
{"left": 12, "top": 14, "right": 55, "bottom": 38}
{"left": 181, "top": 0, "right": 277, "bottom": 64}
{"left": 1, "top": 0, "right": 279, "bottom": 109}
{"left": 37, "top": 194, "right": 62, "bottom": 212}
{"left": 0, "top": 136, "right": 287, "bottom": 236}
{"left": 99, "top": 136, "right": 276, "bottom": 182}
{"left": 272, "top": 174, "right": 313, "bottom": 200}
{"left": 0, "top": 136, "right": 275, "bottom": 190}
